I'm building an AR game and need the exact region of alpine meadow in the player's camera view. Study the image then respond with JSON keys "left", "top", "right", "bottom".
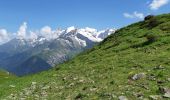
{"left": 0, "top": 0, "right": 170, "bottom": 100}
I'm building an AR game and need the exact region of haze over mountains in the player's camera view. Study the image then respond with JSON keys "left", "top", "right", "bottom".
{"left": 0, "top": 23, "right": 115, "bottom": 76}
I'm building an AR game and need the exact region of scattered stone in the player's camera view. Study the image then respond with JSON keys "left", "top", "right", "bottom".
{"left": 78, "top": 79, "right": 85, "bottom": 83}
{"left": 157, "top": 80, "right": 165, "bottom": 84}
{"left": 20, "top": 97, "right": 26, "bottom": 100}
{"left": 75, "top": 93, "right": 84, "bottom": 100}
{"left": 153, "top": 65, "right": 165, "bottom": 70}
{"left": 100, "top": 93, "right": 112, "bottom": 98}
{"left": 62, "top": 77, "right": 67, "bottom": 81}
{"left": 163, "top": 88, "right": 170, "bottom": 98}
{"left": 90, "top": 87, "right": 97, "bottom": 92}
{"left": 42, "top": 85, "right": 50, "bottom": 90}
{"left": 111, "top": 94, "right": 117, "bottom": 98}
{"left": 147, "top": 74, "right": 156, "bottom": 81}
{"left": 41, "top": 91, "right": 48, "bottom": 97}
{"left": 30, "top": 82, "right": 37, "bottom": 90}
{"left": 133, "top": 92, "right": 144, "bottom": 99}
{"left": 73, "top": 77, "right": 78, "bottom": 80}
{"left": 131, "top": 73, "right": 146, "bottom": 80}
{"left": 136, "top": 83, "right": 149, "bottom": 90}
{"left": 159, "top": 87, "right": 170, "bottom": 98}
{"left": 149, "top": 95, "right": 162, "bottom": 100}
{"left": 9, "top": 85, "right": 16, "bottom": 88}
{"left": 167, "top": 78, "right": 170, "bottom": 82}
{"left": 118, "top": 96, "right": 128, "bottom": 100}
{"left": 164, "top": 93, "right": 170, "bottom": 98}
{"left": 142, "top": 84, "right": 149, "bottom": 90}
{"left": 69, "top": 83, "right": 75, "bottom": 87}
{"left": 147, "top": 70, "right": 151, "bottom": 72}
{"left": 31, "top": 82, "right": 37, "bottom": 85}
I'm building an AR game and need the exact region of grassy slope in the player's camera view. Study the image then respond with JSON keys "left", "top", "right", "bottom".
{"left": 1, "top": 13, "right": 170, "bottom": 99}
{"left": 0, "top": 69, "right": 15, "bottom": 83}
{"left": 0, "top": 70, "right": 16, "bottom": 96}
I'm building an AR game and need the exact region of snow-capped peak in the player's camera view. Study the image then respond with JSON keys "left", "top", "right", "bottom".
{"left": 84, "top": 27, "right": 97, "bottom": 33}
{"left": 77, "top": 29, "right": 102, "bottom": 42}
{"left": 66, "top": 26, "right": 76, "bottom": 33}
{"left": 1, "top": 24, "right": 116, "bottom": 48}
{"left": 96, "top": 29, "right": 116, "bottom": 39}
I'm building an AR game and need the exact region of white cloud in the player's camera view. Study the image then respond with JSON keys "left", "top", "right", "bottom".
{"left": 17, "top": 22, "right": 27, "bottom": 38}
{"left": 134, "top": 12, "right": 145, "bottom": 19}
{"left": 0, "top": 29, "right": 10, "bottom": 44}
{"left": 123, "top": 12, "right": 144, "bottom": 19}
{"left": 149, "top": 0, "right": 169, "bottom": 10}
{"left": 41, "top": 26, "right": 53, "bottom": 40}
{"left": 41, "top": 26, "right": 52, "bottom": 34}
{"left": 123, "top": 13, "right": 134, "bottom": 19}
{"left": 41, "top": 26, "right": 63, "bottom": 40}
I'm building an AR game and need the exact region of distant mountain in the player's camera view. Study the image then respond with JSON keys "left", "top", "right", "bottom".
{"left": 0, "top": 27, "right": 115, "bottom": 76}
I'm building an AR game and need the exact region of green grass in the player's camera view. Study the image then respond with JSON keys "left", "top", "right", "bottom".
{"left": 0, "top": 13, "right": 170, "bottom": 99}
{"left": 0, "top": 69, "right": 15, "bottom": 83}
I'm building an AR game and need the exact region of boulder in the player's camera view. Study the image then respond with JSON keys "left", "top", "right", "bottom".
{"left": 131, "top": 73, "right": 146, "bottom": 80}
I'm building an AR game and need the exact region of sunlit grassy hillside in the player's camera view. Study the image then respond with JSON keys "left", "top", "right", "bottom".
{"left": 1, "top": 13, "right": 170, "bottom": 100}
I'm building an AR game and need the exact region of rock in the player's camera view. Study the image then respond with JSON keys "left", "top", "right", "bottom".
{"left": 167, "top": 78, "right": 170, "bottom": 82}
{"left": 164, "top": 92, "right": 170, "bottom": 98}
{"left": 9, "top": 85, "right": 15, "bottom": 88}
{"left": 142, "top": 84, "right": 149, "bottom": 90}
{"left": 159, "top": 87, "right": 165, "bottom": 93}
{"left": 118, "top": 96, "right": 128, "bottom": 100}
{"left": 153, "top": 65, "right": 165, "bottom": 70}
{"left": 133, "top": 92, "right": 143, "bottom": 99}
{"left": 20, "top": 97, "right": 26, "bottom": 100}
{"left": 42, "top": 85, "right": 50, "bottom": 90}
{"left": 131, "top": 73, "right": 146, "bottom": 80}
{"left": 163, "top": 88, "right": 170, "bottom": 98}
{"left": 147, "top": 74, "right": 156, "bottom": 81}
{"left": 90, "top": 87, "right": 97, "bottom": 92}
{"left": 69, "top": 83, "right": 75, "bottom": 87}
{"left": 31, "top": 82, "right": 37, "bottom": 85}
{"left": 30, "top": 82, "right": 37, "bottom": 90}
{"left": 73, "top": 77, "right": 78, "bottom": 80}
{"left": 79, "top": 79, "right": 85, "bottom": 83}
{"left": 62, "top": 77, "right": 67, "bottom": 81}
{"left": 159, "top": 87, "right": 170, "bottom": 98}
{"left": 100, "top": 93, "right": 112, "bottom": 98}
{"left": 75, "top": 93, "right": 84, "bottom": 100}
{"left": 157, "top": 80, "right": 165, "bottom": 84}
{"left": 149, "top": 95, "right": 162, "bottom": 100}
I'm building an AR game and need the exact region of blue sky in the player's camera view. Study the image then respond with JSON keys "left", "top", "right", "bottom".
{"left": 0, "top": 0, "right": 169, "bottom": 32}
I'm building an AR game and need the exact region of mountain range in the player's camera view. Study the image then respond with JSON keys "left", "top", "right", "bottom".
{"left": 0, "top": 27, "right": 115, "bottom": 76}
